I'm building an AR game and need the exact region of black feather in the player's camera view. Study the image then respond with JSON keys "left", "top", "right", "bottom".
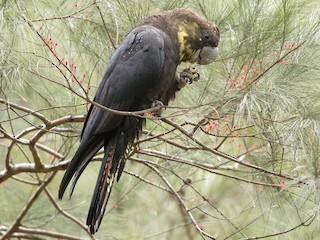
{"left": 59, "top": 26, "right": 166, "bottom": 232}
{"left": 86, "top": 131, "right": 120, "bottom": 233}
{"left": 59, "top": 8, "right": 220, "bottom": 234}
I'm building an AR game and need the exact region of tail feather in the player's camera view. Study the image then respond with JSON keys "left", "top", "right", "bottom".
{"left": 86, "top": 132, "right": 127, "bottom": 234}
{"left": 68, "top": 140, "right": 103, "bottom": 198}
{"left": 58, "top": 137, "right": 103, "bottom": 200}
{"left": 60, "top": 113, "right": 143, "bottom": 234}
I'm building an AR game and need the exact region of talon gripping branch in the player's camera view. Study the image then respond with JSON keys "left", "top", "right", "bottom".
{"left": 59, "top": 8, "right": 220, "bottom": 234}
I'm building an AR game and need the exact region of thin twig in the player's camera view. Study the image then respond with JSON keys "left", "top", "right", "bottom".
{"left": 1, "top": 172, "right": 56, "bottom": 239}
{"left": 144, "top": 162, "right": 216, "bottom": 240}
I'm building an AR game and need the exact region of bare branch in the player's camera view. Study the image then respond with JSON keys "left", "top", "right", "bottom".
{"left": 144, "top": 162, "right": 216, "bottom": 240}
{"left": 1, "top": 172, "right": 56, "bottom": 239}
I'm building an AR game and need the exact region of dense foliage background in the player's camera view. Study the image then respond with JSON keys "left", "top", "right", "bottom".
{"left": 1, "top": 0, "right": 320, "bottom": 239}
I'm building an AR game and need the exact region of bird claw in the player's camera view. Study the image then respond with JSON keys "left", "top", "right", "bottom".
{"left": 150, "top": 100, "right": 165, "bottom": 116}
{"left": 178, "top": 67, "right": 200, "bottom": 88}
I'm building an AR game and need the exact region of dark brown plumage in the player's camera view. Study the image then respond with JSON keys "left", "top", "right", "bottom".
{"left": 59, "top": 8, "right": 219, "bottom": 234}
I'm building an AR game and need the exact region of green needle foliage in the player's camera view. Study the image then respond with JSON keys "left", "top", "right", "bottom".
{"left": 1, "top": 0, "right": 320, "bottom": 239}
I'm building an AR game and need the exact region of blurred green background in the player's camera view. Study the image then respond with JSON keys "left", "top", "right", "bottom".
{"left": 1, "top": 0, "right": 320, "bottom": 239}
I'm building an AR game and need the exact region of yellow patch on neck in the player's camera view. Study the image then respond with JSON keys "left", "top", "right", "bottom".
{"left": 177, "top": 24, "right": 197, "bottom": 62}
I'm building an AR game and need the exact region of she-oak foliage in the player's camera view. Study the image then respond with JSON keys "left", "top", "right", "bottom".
{"left": 1, "top": 0, "right": 320, "bottom": 239}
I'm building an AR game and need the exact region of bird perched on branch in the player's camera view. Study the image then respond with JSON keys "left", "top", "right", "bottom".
{"left": 59, "top": 8, "right": 220, "bottom": 234}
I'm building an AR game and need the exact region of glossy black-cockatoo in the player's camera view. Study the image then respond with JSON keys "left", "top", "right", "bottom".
{"left": 59, "top": 8, "right": 220, "bottom": 234}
